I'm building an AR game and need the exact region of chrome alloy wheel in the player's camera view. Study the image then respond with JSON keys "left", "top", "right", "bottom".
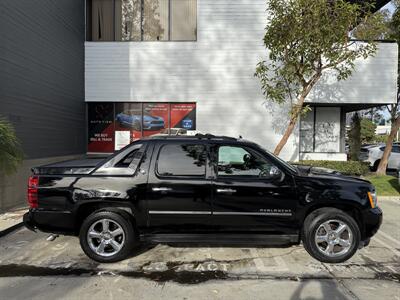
{"left": 314, "top": 219, "right": 353, "bottom": 257}
{"left": 87, "top": 219, "right": 125, "bottom": 257}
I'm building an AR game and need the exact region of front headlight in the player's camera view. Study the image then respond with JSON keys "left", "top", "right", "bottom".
{"left": 367, "top": 190, "right": 377, "bottom": 208}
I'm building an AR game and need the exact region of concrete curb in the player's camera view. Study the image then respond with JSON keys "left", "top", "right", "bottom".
{"left": 0, "top": 222, "right": 24, "bottom": 238}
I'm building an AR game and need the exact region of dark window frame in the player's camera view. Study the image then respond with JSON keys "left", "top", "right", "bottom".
{"left": 86, "top": 0, "right": 197, "bottom": 42}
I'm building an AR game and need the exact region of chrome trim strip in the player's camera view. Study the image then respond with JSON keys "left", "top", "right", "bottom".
{"left": 149, "top": 210, "right": 212, "bottom": 215}
{"left": 213, "top": 212, "right": 292, "bottom": 216}
{"left": 152, "top": 187, "right": 172, "bottom": 192}
{"left": 148, "top": 211, "right": 292, "bottom": 216}
{"left": 216, "top": 188, "right": 236, "bottom": 193}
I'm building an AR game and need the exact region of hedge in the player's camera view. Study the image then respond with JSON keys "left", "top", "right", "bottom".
{"left": 292, "top": 160, "right": 370, "bottom": 176}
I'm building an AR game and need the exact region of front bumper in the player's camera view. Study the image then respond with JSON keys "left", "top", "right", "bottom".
{"left": 23, "top": 209, "right": 76, "bottom": 235}
{"left": 363, "top": 206, "right": 383, "bottom": 239}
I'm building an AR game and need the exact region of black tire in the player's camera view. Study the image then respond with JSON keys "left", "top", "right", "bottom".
{"left": 302, "top": 208, "right": 360, "bottom": 263}
{"left": 79, "top": 211, "right": 137, "bottom": 263}
{"left": 371, "top": 160, "right": 380, "bottom": 172}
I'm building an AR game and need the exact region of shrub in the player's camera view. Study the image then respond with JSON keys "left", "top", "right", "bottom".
{"left": 292, "top": 160, "right": 370, "bottom": 176}
{"left": 0, "top": 117, "right": 24, "bottom": 174}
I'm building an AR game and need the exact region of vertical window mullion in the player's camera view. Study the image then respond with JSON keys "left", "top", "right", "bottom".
{"left": 140, "top": 0, "right": 144, "bottom": 41}
{"left": 112, "top": 0, "right": 115, "bottom": 41}
{"left": 313, "top": 107, "right": 317, "bottom": 152}
{"left": 168, "top": 0, "right": 171, "bottom": 41}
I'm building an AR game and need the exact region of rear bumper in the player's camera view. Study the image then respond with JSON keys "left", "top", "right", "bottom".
{"left": 363, "top": 206, "right": 383, "bottom": 240}
{"left": 23, "top": 209, "right": 76, "bottom": 235}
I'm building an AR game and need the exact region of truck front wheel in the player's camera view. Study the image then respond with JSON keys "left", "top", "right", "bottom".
{"left": 79, "top": 211, "right": 137, "bottom": 263}
{"left": 302, "top": 208, "right": 360, "bottom": 263}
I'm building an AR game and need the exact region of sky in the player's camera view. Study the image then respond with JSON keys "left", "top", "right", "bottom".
{"left": 383, "top": 1, "right": 396, "bottom": 14}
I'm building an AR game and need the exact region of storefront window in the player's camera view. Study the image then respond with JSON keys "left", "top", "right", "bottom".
{"left": 87, "top": 102, "right": 196, "bottom": 153}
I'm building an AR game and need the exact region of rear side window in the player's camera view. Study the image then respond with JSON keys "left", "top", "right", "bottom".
{"left": 157, "top": 144, "right": 206, "bottom": 177}
{"left": 94, "top": 143, "right": 145, "bottom": 175}
{"left": 114, "top": 148, "right": 142, "bottom": 168}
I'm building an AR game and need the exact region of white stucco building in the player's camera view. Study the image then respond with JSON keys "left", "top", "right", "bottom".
{"left": 84, "top": 0, "right": 398, "bottom": 161}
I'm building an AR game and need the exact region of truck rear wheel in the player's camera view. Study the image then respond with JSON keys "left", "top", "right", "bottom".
{"left": 302, "top": 208, "right": 360, "bottom": 263}
{"left": 79, "top": 211, "right": 137, "bottom": 263}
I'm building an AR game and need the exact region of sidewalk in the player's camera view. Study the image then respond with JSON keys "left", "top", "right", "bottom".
{"left": 0, "top": 207, "right": 28, "bottom": 237}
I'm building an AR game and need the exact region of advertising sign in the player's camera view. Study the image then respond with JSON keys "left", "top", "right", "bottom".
{"left": 142, "top": 103, "right": 169, "bottom": 137}
{"left": 170, "top": 103, "right": 196, "bottom": 130}
{"left": 115, "top": 103, "right": 142, "bottom": 144}
{"left": 87, "top": 102, "right": 196, "bottom": 153}
{"left": 87, "top": 103, "right": 114, "bottom": 153}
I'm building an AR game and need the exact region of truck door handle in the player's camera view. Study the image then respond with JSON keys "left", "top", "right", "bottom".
{"left": 216, "top": 188, "right": 236, "bottom": 193}
{"left": 152, "top": 187, "right": 172, "bottom": 192}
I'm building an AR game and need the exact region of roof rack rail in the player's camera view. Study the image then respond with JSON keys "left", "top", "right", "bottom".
{"left": 194, "top": 133, "right": 237, "bottom": 140}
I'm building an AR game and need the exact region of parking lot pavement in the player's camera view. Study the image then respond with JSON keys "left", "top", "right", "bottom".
{"left": 0, "top": 199, "right": 399, "bottom": 300}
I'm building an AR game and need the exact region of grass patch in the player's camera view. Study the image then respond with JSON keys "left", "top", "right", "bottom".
{"left": 365, "top": 175, "right": 400, "bottom": 196}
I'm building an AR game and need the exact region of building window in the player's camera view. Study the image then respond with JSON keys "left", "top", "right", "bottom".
{"left": 300, "top": 107, "right": 342, "bottom": 153}
{"left": 87, "top": 0, "right": 197, "bottom": 41}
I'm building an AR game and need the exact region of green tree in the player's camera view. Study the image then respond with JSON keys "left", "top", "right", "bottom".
{"left": 255, "top": 0, "right": 384, "bottom": 155}
{"left": 0, "top": 117, "right": 23, "bottom": 175}
{"left": 377, "top": 0, "right": 400, "bottom": 175}
{"left": 349, "top": 113, "right": 361, "bottom": 161}
{"left": 360, "top": 118, "right": 377, "bottom": 143}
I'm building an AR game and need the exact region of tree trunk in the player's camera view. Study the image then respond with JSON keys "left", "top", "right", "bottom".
{"left": 273, "top": 73, "right": 321, "bottom": 156}
{"left": 376, "top": 116, "right": 400, "bottom": 175}
{"left": 273, "top": 94, "right": 306, "bottom": 156}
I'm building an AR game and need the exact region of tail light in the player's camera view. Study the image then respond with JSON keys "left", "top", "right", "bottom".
{"left": 28, "top": 176, "right": 39, "bottom": 208}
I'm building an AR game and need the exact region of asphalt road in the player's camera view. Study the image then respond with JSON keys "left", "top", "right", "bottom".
{"left": 0, "top": 199, "right": 399, "bottom": 300}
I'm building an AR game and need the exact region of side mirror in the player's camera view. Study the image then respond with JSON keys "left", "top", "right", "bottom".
{"left": 269, "top": 166, "right": 284, "bottom": 181}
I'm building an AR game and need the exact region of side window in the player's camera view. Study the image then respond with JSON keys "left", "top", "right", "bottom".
{"left": 217, "top": 146, "right": 275, "bottom": 178}
{"left": 114, "top": 148, "right": 142, "bottom": 168}
{"left": 157, "top": 144, "right": 206, "bottom": 177}
{"left": 94, "top": 143, "right": 145, "bottom": 175}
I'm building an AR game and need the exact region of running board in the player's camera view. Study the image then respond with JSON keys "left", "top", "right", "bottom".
{"left": 140, "top": 233, "right": 299, "bottom": 246}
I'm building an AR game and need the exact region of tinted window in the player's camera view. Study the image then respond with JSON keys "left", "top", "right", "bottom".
{"left": 157, "top": 144, "right": 206, "bottom": 176}
{"left": 217, "top": 146, "right": 275, "bottom": 178}
{"left": 115, "top": 148, "right": 142, "bottom": 168}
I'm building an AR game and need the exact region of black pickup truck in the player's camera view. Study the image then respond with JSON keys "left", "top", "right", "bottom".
{"left": 24, "top": 135, "right": 382, "bottom": 263}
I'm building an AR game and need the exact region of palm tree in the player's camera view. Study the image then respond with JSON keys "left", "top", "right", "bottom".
{"left": 0, "top": 116, "right": 23, "bottom": 174}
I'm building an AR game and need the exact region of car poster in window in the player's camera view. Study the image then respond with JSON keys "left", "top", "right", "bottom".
{"left": 170, "top": 103, "right": 196, "bottom": 131}
{"left": 115, "top": 103, "right": 143, "bottom": 143}
{"left": 87, "top": 102, "right": 115, "bottom": 153}
{"left": 87, "top": 102, "right": 197, "bottom": 153}
{"left": 142, "top": 103, "right": 169, "bottom": 137}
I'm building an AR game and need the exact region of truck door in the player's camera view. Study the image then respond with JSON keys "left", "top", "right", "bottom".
{"left": 146, "top": 141, "right": 213, "bottom": 232}
{"left": 210, "top": 143, "right": 298, "bottom": 234}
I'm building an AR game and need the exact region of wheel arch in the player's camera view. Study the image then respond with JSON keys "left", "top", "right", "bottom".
{"left": 302, "top": 203, "right": 365, "bottom": 240}
{"left": 74, "top": 201, "right": 137, "bottom": 235}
